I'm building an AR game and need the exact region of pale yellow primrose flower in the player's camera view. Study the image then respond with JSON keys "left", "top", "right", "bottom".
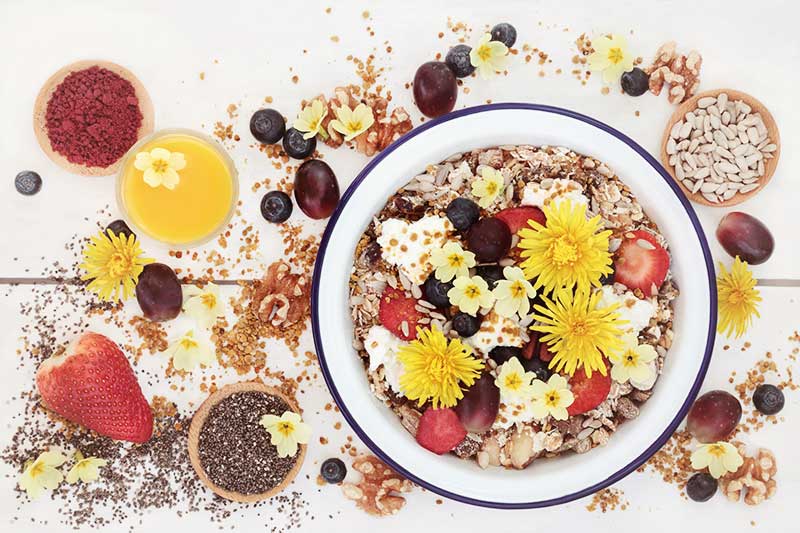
{"left": 18, "top": 450, "right": 67, "bottom": 499}
{"left": 66, "top": 453, "right": 107, "bottom": 484}
{"left": 530, "top": 374, "right": 575, "bottom": 421}
{"left": 165, "top": 330, "right": 216, "bottom": 371}
{"left": 493, "top": 266, "right": 537, "bottom": 319}
{"left": 260, "top": 411, "right": 312, "bottom": 458}
{"left": 447, "top": 275, "right": 495, "bottom": 316}
{"left": 608, "top": 333, "right": 657, "bottom": 387}
{"left": 494, "top": 357, "right": 536, "bottom": 401}
{"left": 471, "top": 167, "right": 505, "bottom": 209}
{"left": 587, "top": 34, "right": 635, "bottom": 84}
{"left": 691, "top": 442, "right": 744, "bottom": 479}
{"left": 469, "top": 32, "right": 509, "bottom": 79}
{"left": 429, "top": 241, "right": 476, "bottom": 282}
{"left": 294, "top": 99, "right": 329, "bottom": 140}
{"left": 134, "top": 148, "right": 186, "bottom": 190}
{"left": 329, "top": 103, "right": 375, "bottom": 141}
{"left": 183, "top": 283, "right": 225, "bottom": 329}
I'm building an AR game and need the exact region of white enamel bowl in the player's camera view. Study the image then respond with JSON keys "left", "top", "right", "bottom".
{"left": 312, "top": 103, "right": 716, "bottom": 508}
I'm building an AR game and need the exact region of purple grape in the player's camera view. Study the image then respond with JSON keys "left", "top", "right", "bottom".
{"left": 454, "top": 373, "right": 500, "bottom": 433}
{"left": 294, "top": 159, "right": 340, "bottom": 219}
{"left": 413, "top": 62, "right": 457, "bottom": 118}
{"left": 136, "top": 263, "right": 182, "bottom": 322}
{"left": 716, "top": 212, "right": 774, "bottom": 265}
{"left": 467, "top": 218, "right": 511, "bottom": 262}
{"left": 686, "top": 390, "right": 742, "bottom": 443}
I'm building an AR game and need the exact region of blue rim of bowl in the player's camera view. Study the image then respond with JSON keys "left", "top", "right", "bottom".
{"left": 311, "top": 102, "right": 717, "bottom": 509}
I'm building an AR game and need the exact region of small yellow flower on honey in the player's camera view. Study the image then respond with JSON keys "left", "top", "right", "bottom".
{"left": 608, "top": 333, "right": 657, "bottom": 389}
{"left": 469, "top": 32, "right": 509, "bottom": 79}
{"left": 397, "top": 326, "right": 484, "bottom": 409}
{"left": 471, "top": 166, "right": 505, "bottom": 209}
{"left": 530, "top": 374, "right": 575, "bottom": 421}
{"left": 691, "top": 441, "right": 744, "bottom": 479}
{"left": 294, "top": 99, "right": 329, "bottom": 140}
{"left": 518, "top": 200, "right": 613, "bottom": 294}
{"left": 447, "top": 275, "right": 495, "bottom": 316}
{"left": 429, "top": 241, "right": 476, "bottom": 282}
{"left": 18, "top": 450, "right": 66, "bottom": 499}
{"left": 165, "top": 330, "right": 216, "bottom": 371}
{"left": 532, "top": 287, "right": 627, "bottom": 378}
{"left": 493, "top": 266, "right": 537, "bottom": 319}
{"left": 494, "top": 357, "right": 536, "bottom": 400}
{"left": 65, "top": 451, "right": 107, "bottom": 484}
{"left": 717, "top": 257, "right": 762, "bottom": 338}
{"left": 587, "top": 34, "right": 635, "bottom": 84}
{"left": 80, "top": 229, "right": 153, "bottom": 302}
{"left": 329, "top": 103, "right": 375, "bottom": 141}
{"left": 260, "top": 411, "right": 312, "bottom": 458}
{"left": 134, "top": 147, "right": 186, "bottom": 190}
{"left": 183, "top": 283, "right": 225, "bottom": 329}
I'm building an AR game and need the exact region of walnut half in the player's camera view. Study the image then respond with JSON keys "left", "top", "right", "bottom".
{"left": 720, "top": 447, "right": 777, "bottom": 506}
{"left": 341, "top": 455, "right": 414, "bottom": 516}
{"left": 252, "top": 261, "right": 309, "bottom": 327}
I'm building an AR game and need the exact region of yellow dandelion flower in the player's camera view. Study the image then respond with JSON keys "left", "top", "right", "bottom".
{"left": 329, "top": 103, "right": 375, "bottom": 141}
{"left": 717, "top": 257, "right": 761, "bottom": 338}
{"left": 293, "top": 99, "right": 329, "bottom": 140}
{"left": 469, "top": 33, "right": 509, "bottom": 79}
{"left": 532, "top": 288, "right": 627, "bottom": 378}
{"left": 80, "top": 230, "right": 153, "bottom": 302}
{"left": 587, "top": 34, "right": 635, "bottom": 84}
{"left": 397, "top": 326, "right": 484, "bottom": 408}
{"left": 518, "top": 200, "right": 613, "bottom": 294}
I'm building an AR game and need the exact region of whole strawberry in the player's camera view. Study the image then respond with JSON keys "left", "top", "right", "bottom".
{"left": 36, "top": 332, "right": 153, "bottom": 443}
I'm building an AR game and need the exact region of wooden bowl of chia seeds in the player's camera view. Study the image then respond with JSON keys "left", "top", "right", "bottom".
{"left": 187, "top": 381, "right": 306, "bottom": 502}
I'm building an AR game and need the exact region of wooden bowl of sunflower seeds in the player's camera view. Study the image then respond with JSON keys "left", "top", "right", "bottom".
{"left": 660, "top": 89, "right": 780, "bottom": 207}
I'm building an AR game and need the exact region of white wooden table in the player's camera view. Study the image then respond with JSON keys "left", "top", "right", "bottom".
{"left": 1, "top": 1, "right": 797, "bottom": 531}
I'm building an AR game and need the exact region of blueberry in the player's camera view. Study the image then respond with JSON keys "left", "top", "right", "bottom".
{"left": 686, "top": 472, "right": 717, "bottom": 502}
{"left": 452, "top": 312, "right": 480, "bottom": 337}
{"left": 490, "top": 23, "right": 517, "bottom": 48}
{"left": 446, "top": 198, "right": 480, "bottom": 231}
{"left": 282, "top": 127, "right": 316, "bottom": 159}
{"left": 260, "top": 191, "right": 293, "bottom": 223}
{"left": 489, "top": 346, "right": 522, "bottom": 365}
{"left": 476, "top": 264, "right": 504, "bottom": 290}
{"left": 105, "top": 219, "right": 135, "bottom": 240}
{"left": 250, "top": 108, "right": 286, "bottom": 144}
{"left": 620, "top": 68, "right": 650, "bottom": 97}
{"left": 522, "top": 358, "right": 551, "bottom": 382}
{"left": 445, "top": 44, "right": 475, "bottom": 78}
{"left": 752, "top": 384, "right": 784, "bottom": 415}
{"left": 320, "top": 458, "right": 347, "bottom": 484}
{"left": 423, "top": 273, "right": 453, "bottom": 308}
{"left": 15, "top": 171, "right": 42, "bottom": 196}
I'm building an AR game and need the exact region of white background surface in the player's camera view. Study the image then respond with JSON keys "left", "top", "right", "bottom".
{"left": 0, "top": 0, "right": 798, "bottom": 531}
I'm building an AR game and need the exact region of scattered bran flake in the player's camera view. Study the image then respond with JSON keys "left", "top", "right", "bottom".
{"left": 586, "top": 488, "right": 629, "bottom": 512}
{"left": 638, "top": 429, "right": 694, "bottom": 494}
{"left": 330, "top": 35, "right": 340, "bottom": 43}
{"left": 199, "top": 72, "right": 205, "bottom": 80}
{"left": 129, "top": 316, "right": 168, "bottom": 363}
{"left": 291, "top": 75, "right": 299, "bottom": 84}
{"left": 226, "top": 103, "right": 238, "bottom": 119}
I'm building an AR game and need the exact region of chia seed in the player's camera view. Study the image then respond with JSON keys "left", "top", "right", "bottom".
{"left": 198, "top": 391, "right": 299, "bottom": 495}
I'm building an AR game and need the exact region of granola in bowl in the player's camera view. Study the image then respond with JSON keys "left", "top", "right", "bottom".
{"left": 348, "top": 144, "right": 679, "bottom": 470}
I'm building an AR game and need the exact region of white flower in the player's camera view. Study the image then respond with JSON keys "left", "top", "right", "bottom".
{"left": 447, "top": 275, "right": 495, "bottom": 316}
{"left": 608, "top": 333, "right": 658, "bottom": 390}
{"left": 165, "top": 330, "right": 216, "bottom": 371}
{"left": 429, "top": 241, "right": 476, "bottom": 282}
{"left": 494, "top": 357, "right": 536, "bottom": 401}
{"left": 469, "top": 32, "right": 509, "bottom": 79}
{"left": 329, "top": 103, "right": 374, "bottom": 141}
{"left": 18, "top": 451, "right": 66, "bottom": 499}
{"left": 65, "top": 453, "right": 107, "bottom": 484}
{"left": 691, "top": 442, "right": 744, "bottom": 479}
{"left": 470, "top": 166, "right": 505, "bottom": 209}
{"left": 260, "top": 411, "right": 312, "bottom": 458}
{"left": 492, "top": 266, "right": 537, "bottom": 318}
{"left": 134, "top": 148, "right": 186, "bottom": 190}
{"left": 183, "top": 283, "right": 225, "bottom": 328}
{"left": 587, "top": 34, "right": 635, "bottom": 84}
{"left": 530, "top": 374, "right": 575, "bottom": 421}
{"left": 293, "top": 99, "right": 328, "bottom": 140}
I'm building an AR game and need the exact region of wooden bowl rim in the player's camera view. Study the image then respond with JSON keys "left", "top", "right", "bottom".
{"left": 187, "top": 381, "right": 306, "bottom": 503}
{"left": 32, "top": 59, "right": 155, "bottom": 177}
{"left": 659, "top": 88, "right": 780, "bottom": 207}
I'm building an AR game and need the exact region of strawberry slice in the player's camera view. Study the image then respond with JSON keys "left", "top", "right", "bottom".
{"left": 566, "top": 365, "right": 612, "bottom": 416}
{"left": 495, "top": 206, "right": 546, "bottom": 235}
{"left": 521, "top": 331, "right": 541, "bottom": 360}
{"left": 613, "top": 230, "right": 670, "bottom": 297}
{"left": 538, "top": 342, "right": 554, "bottom": 362}
{"left": 378, "top": 287, "right": 423, "bottom": 340}
{"left": 416, "top": 408, "right": 467, "bottom": 455}
{"left": 36, "top": 332, "right": 153, "bottom": 443}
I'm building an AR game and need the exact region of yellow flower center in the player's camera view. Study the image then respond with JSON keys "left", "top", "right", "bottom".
{"left": 345, "top": 118, "right": 365, "bottom": 133}
{"left": 477, "top": 44, "right": 492, "bottom": 62}
{"left": 152, "top": 158, "right": 169, "bottom": 174}
{"left": 509, "top": 281, "right": 526, "bottom": 298}
{"left": 30, "top": 461, "right": 45, "bottom": 478}
{"left": 464, "top": 284, "right": 481, "bottom": 299}
{"left": 550, "top": 235, "right": 580, "bottom": 267}
{"left": 447, "top": 254, "right": 464, "bottom": 268}
{"left": 504, "top": 373, "right": 523, "bottom": 391}
{"left": 728, "top": 289, "right": 746, "bottom": 305}
{"left": 707, "top": 444, "right": 726, "bottom": 457}
{"left": 180, "top": 337, "right": 198, "bottom": 350}
{"left": 545, "top": 390, "right": 561, "bottom": 407}
{"left": 622, "top": 348, "right": 639, "bottom": 367}
{"left": 201, "top": 293, "right": 217, "bottom": 309}
{"left": 277, "top": 421, "right": 295, "bottom": 437}
{"left": 485, "top": 181, "right": 498, "bottom": 195}
{"left": 569, "top": 319, "right": 589, "bottom": 338}
{"left": 607, "top": 47, "right": 624, "bottom": 64}
{"left": 107, "top": 251, "right": 133, "bottom": 278}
